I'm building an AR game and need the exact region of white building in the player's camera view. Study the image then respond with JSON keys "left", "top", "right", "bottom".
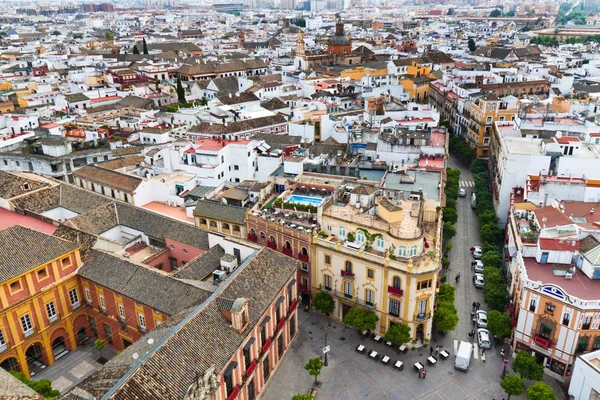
{"left": 568, "top": 350, "right": 600, "bottom": 400}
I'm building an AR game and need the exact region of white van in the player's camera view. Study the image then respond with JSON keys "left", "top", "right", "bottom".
{"left": 455, "top": 341, "right": 473, "bottom": 371}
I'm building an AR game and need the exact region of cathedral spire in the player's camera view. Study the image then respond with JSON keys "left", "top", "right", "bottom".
{"left": 296, "top": 29, "right": 305, "bottom": 57}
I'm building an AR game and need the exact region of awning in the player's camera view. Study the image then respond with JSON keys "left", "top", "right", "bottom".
{"left": 579, "top": 337, "right": 588, "bottom": 344}
{"left": 261, "top": 316, "right": 271, "bottom": 327}
{"left": 224, "top": 361, "right": 238, "bottom": 376}
{"left": 288, "top": 279, "right": 297, "bottom": 288}
{"left": 275, "top": 296, "right": 285, "bottom": 307}
{"left": 541, "top": 323, "right": 552, "bottom": 331}
{"left": 244, "top": 337, "right": 255, "bottom": 350}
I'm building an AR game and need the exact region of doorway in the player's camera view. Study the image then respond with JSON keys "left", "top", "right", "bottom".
{"left": 122, "top": 339, "right": 133, "bottom": 349}
{"left": 25, "top": 343, "right": 46, "bottom": 376}
{"left": 51, "top": 337, "right": 68, "bottom": 361}
{"left": 77, "top": 328, "right": 89, "bottom": 346}
{"left": 416, "top": 324, "right": 424, "bottom": 342}
{"left": 342, "top": 303, "right": 352, "bottom": 320}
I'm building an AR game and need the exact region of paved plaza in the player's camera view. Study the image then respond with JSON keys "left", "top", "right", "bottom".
{"left": 32, "top": 340, "right": 116, "bottom": 394}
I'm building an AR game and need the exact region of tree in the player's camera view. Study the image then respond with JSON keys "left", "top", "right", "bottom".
{"left": 433, "top": 301, "right": 459, "bottom": 333}
{"left": 480, "top": 223, "right": 502, "bottom": 246}
{"left": 527, "top": 381, "right": 557, "bottom": 400}
{"left": 490, "top": 8, "right": 502, "bottom": 17}
{"left": 481, "top": 250, "right": 502, "bottom": 269}
{"left": 479, "top": 210, "right": 499, "bottom": 226}
{"left": 468, "top": 38, "right": 476, "bottom": 52}
{"left": 105, "top": 31, "right": 114, "bottom": 40}
{"left": 313, "top": 292, "right": 335, "bottom": 325}
{"left": 487, "top": 310, "right": 512, "bottom": 340}
{"left": 437, "top": 283, "right": 456, "bottom": 303}
{"left": 443, "top": 207, "right": 458, "bottom": 224}
{"left": 483, "top": 267, "right": 504, "bottom": 285}
{"left": 176, "top": 78, "right": 186, "bottom": 104}
{"left": 304, "top": 357, "right": 324, "bottom": 387}
{"left": 500, "top": 374, "right": 524, "bottom": 400}
{"left": 200, "top": 96, "right": 208, "bottom": 106}
{"left": 52, "top": 30, "right": 61, "bottom": 36}
{"left": 484, "top": 283, "right": 508, "bottom": 312}
{"left": 443, "top": 222, "right": 456, "bottom": 241}
{"left": 133, "top": 45, "right": 140, "bottom": 54}
{"left": 384, "top": 322, "right": 411, "bottom": 346}
{"left": 94, "top": 338, "right": 106, "bottom": 359}
{"left": 293, "top": 18, "right": 306, "bottom": 27}
{"left": 342, "top": 307, "right": 378, "bottom": 332}
{"left": 142, "top": 37, "right": 148, "bottom": 54}
{"left": 9, "top": 371, "right": 60, "bottom": 398}
{"left": 505, "top": 8, "right": 516, "bottom": 17}
{"left": 292, "top": 394, "right": 314, "bottom": 400}
{"left": 512, "top": 350, "right": 544, "bottom": 381}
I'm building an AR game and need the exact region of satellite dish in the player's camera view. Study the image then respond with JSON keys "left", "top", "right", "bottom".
{"left": 132, "top": 353, "right": 139, "bottom": 360}
{"left": 147, "top": 338, "right": 154, "bottom": 345}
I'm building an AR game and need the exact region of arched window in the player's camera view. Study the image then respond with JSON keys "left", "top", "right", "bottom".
{"left": 398, "top": 246, "right": 407, "bottom": 257}
{"left": 376, "top": 236, "right": 384, "bottom": 250}
{"left": 345, "top": 261, "right": 352, "bottom": 273}
{"left": 260, "top": 232, "right": 266, "bottom": 239}
{"left": 392, "top": 276, "right": 401, "bottom": 289}
{"left": 269, "top": 235, "right": 276, "bottom": 243}
{"left": 223, "top": 223, "right": 230, "bottom": 230}
{"left": 301, "top": 247, "right": 308, "bottom": 255}
{"left": 200, "top": 218, "right": 207, "bottom": 225}
{"left": 410, "top": 245, "right": 418, "bottom": 257}
{"left": 285, "top": 241, "right": 291, "bottom": 249}
{"left": 233, "top": 225, "right": 241, "bottom": 232}
{"left": 356, "top": 230, "right": 365, "bottom": 244}
{"left": 338, "top": 226, "right": 346, "bottom": 238}
{"left": 250, "top": 228, "right": 256, "bottom": 236}
{"left": 210, "top": 221, "right": 217, "bottom": 227}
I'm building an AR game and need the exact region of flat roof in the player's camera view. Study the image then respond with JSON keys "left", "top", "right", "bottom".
{"left": 383, "top": 170, "right": 441, "bottom": 202}
{"left": 523, "top": 257, "right": 600, "bottom": 300}
{"left": 0, "top": 208, "right": 57, "bottom": 235}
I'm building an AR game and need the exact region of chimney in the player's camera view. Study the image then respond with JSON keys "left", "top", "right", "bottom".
{"left": 591, "top": 208, "right": 595, "bottom": 215}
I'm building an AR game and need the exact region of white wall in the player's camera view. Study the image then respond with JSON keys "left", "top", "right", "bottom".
{"left": 568, "top": 353, "right": 600, "bottom": 400}
{"left": 41, "top": 207, "right": 79, "bottom": 222}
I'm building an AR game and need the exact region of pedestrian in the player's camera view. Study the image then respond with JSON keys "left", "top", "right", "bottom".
{"left": 419, "top": 368, "right": 423, "bottom": 378}
{"left": 455, "top": 273, "right": 461, "bottom": 283}
{"left": 476, "top": 301, "right": 480, "bottom": 310}
{"left": 422, "top": 369, "right": 427, "bottom": 379}
{"left": 471, "top": 311, "right": 475, "bottom": 319}
{"left": 481, "top": 348, "right": 485, "bottom": 356}
{"left": 472, "top": 301, "right": 476, "bottom": 311}
{"left": 430, "top": 345, "right": 433, "bottom": 355}
{"left": 435, "top": 345, "right": 439, "bottom": 355}
{"left": 472, "top": 316, "right": 476, "bottom": 327}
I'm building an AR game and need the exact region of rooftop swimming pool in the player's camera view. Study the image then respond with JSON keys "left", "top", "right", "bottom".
{"left": 287, "top": 195, "right": 324, "bottom": 207}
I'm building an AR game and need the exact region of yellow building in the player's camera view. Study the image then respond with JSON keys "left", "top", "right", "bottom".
{"left": 339, "top": 65, "right": 388, "bottom": 81}
{"left": 467, "top": 93, "right": 517, "bottom": 158}
{"left": 0, "top": 226, "right": 87, "bottom": 378}
{"left": 194, "top": 199, "right": 247, "bottom": 238}
{"left": 399, "top": 61, "right": 437, "bottom": 103}
{"left": 312, "top": 184, "right": 442, "bottom": 343}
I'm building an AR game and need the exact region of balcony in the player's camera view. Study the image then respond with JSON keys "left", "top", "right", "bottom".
{"left": 267, "top": 241, "right": 277, "bottom": 250}
{"left": 138, "top": 325, "right": 147, "bottom": 334}
{"left": 276, "top": 318, "right": 286, "bottom": 332}
{"left": 49, "top": 314, "right": 59, "bottom": 324}
{"left": 99, "top": 307, "right": 107, "bottom": 315}
{"left": 120, "top": 319, "right": 128, "bottom": 331}
{"left": 227, "top": 385, "right": 240, "bottom": 400}
{"left": 247, "top": 234, "right": 258, "bottom": 242}
{"left": 318, "top": 286, "right": 375, "bottom": 309}
{"left": 246, "top": 359, "right": 257, "bottom": 377}
{"left": 341, "top": 270, "right": 355, "bottom": 278}
{"left": 299, "top": 284, "right": 308, "bottom": 293}
{"left": 289, "top": 299, "right": 298, "bottom": 312}
{"left": 534, "top": 335, "right": 552, "bottom": 349}
{"left": 414, "top": 313, "right": 431, "bottom": 322}
{"left": 388, "top": 286, "right": 403, "bottom": 297}
{"left": 282, "top": 247, "right": 293, "bottom": 256}
{"left": 0, "top": 343, "right": 7, "bottom": 353}
{"left": 24, "top": 328, "right": 35, "bottom": 338}
{"left": 72, "top": 301, "right": 81, "bottom": 310}
{"left": 262, "top": 337, "right": 272, "bottom": 354}
{"left": 86, "top": 301, "right": 93, "bottom": 308}
{"left": 298, "top": 253, "right": 309, "bottom": 262}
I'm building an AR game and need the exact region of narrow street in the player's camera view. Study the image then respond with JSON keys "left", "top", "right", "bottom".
{"left": 444, "top": 156, "right": 485, "bottom": 344}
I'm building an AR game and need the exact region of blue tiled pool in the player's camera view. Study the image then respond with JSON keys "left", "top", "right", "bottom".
{"left": 287, "top": 195, "right": 324, "bottom": 207}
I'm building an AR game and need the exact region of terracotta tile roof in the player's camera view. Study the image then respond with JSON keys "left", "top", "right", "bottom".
{"left": 173, "top": 245, "right": 225, "bottom": 281}
{"left": 78, "top": 250, "right": 211, "bottom": 315}
{"left": 0, "top": 368, "right": 44, "bottom": 400}
{"left": 217, "top": 92, "right": 259, "bottom": 105}
{"left": 538, "top": 237, "right": 580, "bottom": 251}
{"left": 532, "top": 206, "right": 572, "bottom": 228}
{"left": 98, "top": 156, "right": 144, "bottom": 171}
{"left": 193, "top": 200, "right": 247, "bottom": 224}
{"left": 190, "top": 114, "right": 287, "bottom": 135}
{"left": 73, "top": 165, "right": 143, "bottom": 193}
{"left": 0, "top": 225, "right": 79, "bottom": 283}
{"left": 261, "top": 97, "right": 288, "bottom": 111}
{"left": 0, "top": 171, "right": 48, "bottom": 199}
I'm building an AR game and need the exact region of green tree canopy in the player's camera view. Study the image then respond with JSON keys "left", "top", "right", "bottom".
{"left": 490, "top": 8, "right": 502, "bottom": 17}
{"left": 437, "top": 283, "right": 456, "bottom": 303}
{"left": 483, "top": 267, "right": 504, "bottom": 285}
{"left": 481, "top": 223, "right": 502, "bottom": 246}
{"left": 526, "top": 381, "right": 557, "bottom": 400}
{"left": 105, "top": 31, "right": 114, "bottom": 40}
{"left": 433, "top": 301, "right": 459, "bottom": 333}
{"left": 304, "top": 357, "right": 324, "bottom": 386}
{"left": 10, "top": 371, "right": 60, "bottom": 398}
{"left": 481, "top": 251, "right": 502, "bottom": 269}
{"left": 292, "top": 394, "right": 314, "bottom": 400}
{"left": 479, "top": 210, "right": 499, "bottom": 226}
{"left": 443, "top": 222, "right": 456, "bottom": 241}
{"left": 487, "top": 310, "right": 513, "bottom": 340}
{"left": 343, "top": 308, "right": 379, "bottom": 332}
{"left": 384, "top": 322, "right": 411, "bottom": 346}
{"left": 505, "top": 8, "right": 516, "bottom": 17}
{"left": 468, "top": 38, "right": 477, "bottom": 52}
{"left": 500, "top": 374, "right": 524, "bottom": 400}
{"left": 512, "top": 350, "right": 544, "bottom": 381}
{"left": 176, "top": 78, "right": 186, "bottom": 104}
{"left": 313, "top": 292, "right": 335, "bottom": 316}
{"left": 484, "top": 283, "right": 508, "bottom": 312}
{"left": 443, "top": 207, "right": 458, "bottom": 224}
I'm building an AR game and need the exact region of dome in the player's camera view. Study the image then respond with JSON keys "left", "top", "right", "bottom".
{"left": 329, "top": 36, "right": 350, "bottom": 45}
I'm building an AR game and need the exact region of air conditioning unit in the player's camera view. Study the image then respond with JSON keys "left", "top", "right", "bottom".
{"left": 213, "top": 269, "right": 226, "bottom": 284}
{"left": 565, "top": 273, "right": 573, "bottom": 280}
{"left": 220, "top": 254, "right": 238, "bottom": 274}
{"left": 123, "top": 253, "right": 130, "bottom": 258}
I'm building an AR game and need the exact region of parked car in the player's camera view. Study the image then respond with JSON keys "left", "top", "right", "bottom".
{"left": 459, "top": 188, "right": 467, "bottom": 197}
{"left": 476, "top": 310, "right": 488, "bottom": 328}
{"left": 477, "top": 328, "right": 491, "bottom": 349}
{"left": 471, "top": 246, "right": 483, "bottom": 259}
{"left": 472, "top": 260, "right": 484, "bottom": 273}
{"left": 473, "top": 273, "right": 486, "bottom": 288}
